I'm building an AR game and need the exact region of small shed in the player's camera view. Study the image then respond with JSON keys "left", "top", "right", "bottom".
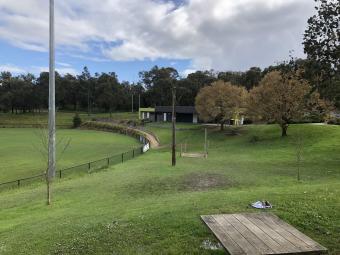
{"left": 155, "top": 106, "right": 198, "bottom": 123}
{"left": 139, "top": 107, "right": 155, "bottom": 121}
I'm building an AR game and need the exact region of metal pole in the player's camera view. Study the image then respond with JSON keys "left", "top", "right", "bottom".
{"left": 87, "top": 82, "right": 90, "bottom": 116}
{"left": 205, "top": 128, "right": 208, "bottom": 158}
{"left": 138, "top": 94, "right": 141, "bottom": 109}
{"left": 48, "top": 0, "right": 56, "bottom": 181}
{"left": 131, "top": 94, "right": 134, "bottom": 113}
{"left": 172, "top": 84, "right": 176, "bottom": 166}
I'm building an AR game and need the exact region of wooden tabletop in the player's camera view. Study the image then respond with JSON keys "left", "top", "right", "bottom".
{"left": 201, "top": 213, "right": 328, "bottom": 255}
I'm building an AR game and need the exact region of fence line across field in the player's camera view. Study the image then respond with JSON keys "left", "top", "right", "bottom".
{"left": 0, "top": 143, "right": 149, "bottom": 191}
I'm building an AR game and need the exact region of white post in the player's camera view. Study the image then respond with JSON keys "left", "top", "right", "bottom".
{"left": 47, "top": 0, "right": 56, "bottom": 204}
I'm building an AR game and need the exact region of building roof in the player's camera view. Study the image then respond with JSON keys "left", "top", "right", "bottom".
{"left": 155, "top": 106, "right": 197, "bottom": 114}
{"left": 139, "top": 107, "right": 155, "bottom": 112}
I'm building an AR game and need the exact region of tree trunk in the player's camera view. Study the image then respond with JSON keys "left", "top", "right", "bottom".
{"left": 281, "top": 123, "right": 288, "bottom": 137}
{"left": 220, "top": 122, "right": 224, "bottom": 131}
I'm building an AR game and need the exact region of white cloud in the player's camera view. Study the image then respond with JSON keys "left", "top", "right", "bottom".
{"left": 181, "top": 69, "right": 197, "bottom": 78}
{"left": 33, "top": 66, "right": 78, "bottom": 76}
{"left": 0, "top": 64, "right": 26, "bottom": 73}
{"left": 0, "top": 0, "right": 316, "bottom": 71}
{"left": 0, "top": 63, "right": 78, "bottom": 76}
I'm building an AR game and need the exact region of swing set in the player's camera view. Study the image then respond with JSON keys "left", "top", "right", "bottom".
{"left": 180, "top": 128, "right": 209, "bottom": 158}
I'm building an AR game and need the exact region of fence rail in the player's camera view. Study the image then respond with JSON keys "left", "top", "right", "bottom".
{"left": 0, "top": 145, "right": 146, "bottom": 191}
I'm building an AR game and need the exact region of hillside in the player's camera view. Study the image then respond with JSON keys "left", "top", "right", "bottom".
{"left": 0, "top": 124, "right": 339, "bottom": 254}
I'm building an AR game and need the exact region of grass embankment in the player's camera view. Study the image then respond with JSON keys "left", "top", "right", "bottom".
{"left": 0, "top": 124, "right": 339, "bottom": 254}
{"left": 0, "top": 128, "right": 139, "bottom": 183}
{"left": 0, "top": 112, "right": 138, "bottom": 127}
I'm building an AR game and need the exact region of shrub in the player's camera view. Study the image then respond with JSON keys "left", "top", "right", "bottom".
{"left": 327, "top": 118, "right": 340, "bottom": 125}
{"left": 81, "top": 121, "right": 152, "bottom": 143}
{"left": 73, "top": 113, "right": 82, "bottom": 128}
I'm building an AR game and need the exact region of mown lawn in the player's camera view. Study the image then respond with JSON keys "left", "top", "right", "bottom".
{"left": 0, "top": 128, "right": 139, "bottom": 183}
{"left": 0, "top": 124, "right": 339, "bottom": 254}
{"left": 0, "top": 111, "right": 138, "bottom": 127}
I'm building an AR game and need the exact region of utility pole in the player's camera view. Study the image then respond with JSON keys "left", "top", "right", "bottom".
{"left": 204, "top": 128, "right": 208, "bottom": 158}
{"left": 87, "top": 83, "right": 90, "bottom": 116}
{"left": 131, "top": 94, "right": 134, "bottom": 113}
{"left": 47, "top": 0, "right": 56, "bottom": 205}
{"left": 138, "top": 94, "right": 141, "bottom": 109}
{"left": 172, "top": 84, "right": 176, "bottom": 166}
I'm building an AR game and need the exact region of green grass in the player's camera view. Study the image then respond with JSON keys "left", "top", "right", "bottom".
{"left": 0, "top": 128, "right": 139, "bottom": 183}
{"left": 0, "top": 124, "right": 339, "bottom": 254}
{"left": 0, "top": 111, "right": 138, "bottom": 127}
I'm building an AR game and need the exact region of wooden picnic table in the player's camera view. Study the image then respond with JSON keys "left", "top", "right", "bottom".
{"left": 201, "top": 213, "right": 328, "bottom": 255}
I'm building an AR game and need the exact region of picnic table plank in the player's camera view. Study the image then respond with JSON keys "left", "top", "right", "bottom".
{"left": 213, "top": 215, "right": 261, "bottom": 255}
{"left": 265, "top": 214, "right": 328, "bottom": 252}
{"left": 201, "top": 215, "right": 246, "bottom": 255}
{"left": 245, "top": 213, "right": 304, "bottom": 253}
{"left": 201, "top": 213, "right": 328, "bottom": 255}
{"left": 223, "top": 214, "right": 274, "bottom": 254}
{"left": 233, "top": 214, "right": 286, "bottom": 254}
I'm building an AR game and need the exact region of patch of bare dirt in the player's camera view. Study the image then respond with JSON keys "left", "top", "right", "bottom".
{"left": 180, "top": 173, "right": 234, "bottom": 191}
{"left": 124, "top": 172, "right": 235, "bottom": 197}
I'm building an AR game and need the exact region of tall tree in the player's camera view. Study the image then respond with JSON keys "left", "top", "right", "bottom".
{"left": 248, "top": 71, "right": 330, "bottom": 137}
{"left": 304, "top": 0, "right": 339, "bottom": 73}
{"left": 78, "top": 67, "right": 92, "bottom": 115}
{"left": 139, "top": 66, "right": 178, "bottom": 106}
{"left": 303, "top": 0, "right": 340, "bottom": 106}
{"left": 195, "top": 81, "right": 248, "bottom": 130}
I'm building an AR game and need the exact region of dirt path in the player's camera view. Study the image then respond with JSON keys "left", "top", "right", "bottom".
{"left": 129, "top": 127, "right": 160, "bottom": 148}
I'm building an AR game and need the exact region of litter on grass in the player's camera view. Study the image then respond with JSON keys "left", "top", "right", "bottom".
{"left": 251, "top": 200, "right": 272, "bottom": 209}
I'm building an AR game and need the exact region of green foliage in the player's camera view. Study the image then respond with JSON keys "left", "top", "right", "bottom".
{"left": 72, "top": 113, "right": 82, "bottom": 128}
{"left": 304, "top": 0, "right": 339, "bottom": 73}
{"left": 81, "top": 121, "right": 148, "bottom": 142}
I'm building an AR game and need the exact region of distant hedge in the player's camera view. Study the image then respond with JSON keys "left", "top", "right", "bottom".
{"left": 81, "top": 121, "right": 151, "bottom": 144}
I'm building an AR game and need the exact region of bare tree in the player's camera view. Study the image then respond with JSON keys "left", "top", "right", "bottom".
{"left": 33, "top": 126, "right": 71, "bottom": 205}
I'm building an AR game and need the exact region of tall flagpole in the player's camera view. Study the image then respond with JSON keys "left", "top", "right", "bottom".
{"left": 47, "top": 0, "right": 56, "bottom": 205}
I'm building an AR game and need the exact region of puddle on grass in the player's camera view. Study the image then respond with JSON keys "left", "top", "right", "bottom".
{"left": 201, "top": 239, "right": 223, "bottom": 251}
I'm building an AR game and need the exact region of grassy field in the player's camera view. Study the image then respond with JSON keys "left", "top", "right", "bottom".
{"left": 0, "top": 124, "right": 339, "bottom": 254}
{"left": 0, "top": 111, "right": 138, "bottom": 127}
{"left": 0, "top": 128, "right": 139, "bottom": 183}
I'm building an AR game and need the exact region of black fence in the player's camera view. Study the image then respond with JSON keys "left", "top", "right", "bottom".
{"left": 0, "top": 145, "right": 144, "bottom": 191}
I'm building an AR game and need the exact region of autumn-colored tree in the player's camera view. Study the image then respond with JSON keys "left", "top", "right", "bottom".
{"left": 195, "top": 81, "right": 248, "bottom": 130}
{"left": 248, "top": 71, "right": 330, "bottom": 137}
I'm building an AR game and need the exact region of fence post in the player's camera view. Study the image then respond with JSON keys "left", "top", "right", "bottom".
{"left": 17, "top": 179, "right": 20, "bottom": 187}
{"left": 107, "top": 157, "right": 110, "bottom": 166}
{"left": 59, "top": 170, "right": 62, "bottom": 179}
{"left": 122, "top": 153, "right": 124, "bottom": 163}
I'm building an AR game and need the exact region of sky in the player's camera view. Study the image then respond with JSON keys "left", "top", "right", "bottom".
{"left": 0, "top": 0, "right": 316, "bottom": 82}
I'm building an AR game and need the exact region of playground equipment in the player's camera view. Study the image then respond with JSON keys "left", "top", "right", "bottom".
{"left": 180, "top": 128, "right": 209, "bottom": 158}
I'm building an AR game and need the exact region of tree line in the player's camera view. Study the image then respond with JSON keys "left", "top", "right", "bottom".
{"left": 0, "top": 58, "right": 337, "bottom": 116}
{"left": 0, "top": 0, "right": 338, "bottom": 115}
{"left": 0, "top": 65, "right": 275, "bottom": 114}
